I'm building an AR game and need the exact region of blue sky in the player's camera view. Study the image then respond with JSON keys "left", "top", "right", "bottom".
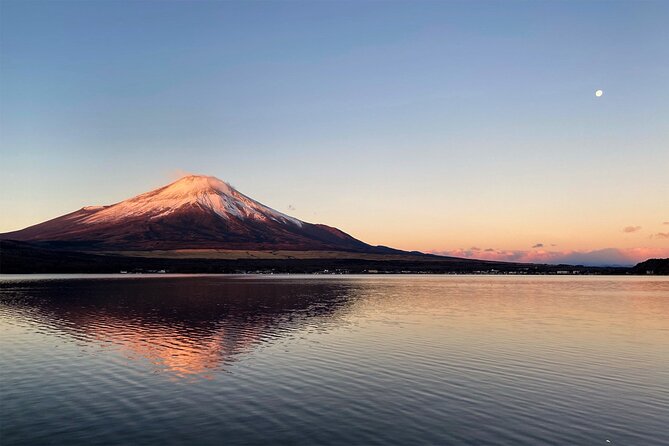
{"left": 1, "top": 0, "right": 667, "bottom": 264}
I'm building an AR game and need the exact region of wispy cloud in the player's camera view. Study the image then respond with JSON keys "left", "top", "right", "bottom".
{"left": 168, "top": 168, "right": 195, "bottom": 181}
{"left": 652, "top": 232, "right": 669, "bottom": 239}
{"left": 663, "top": 221, "right": 669, "bottom": 225}
{"left": 428, "top": 247, "right": 669, "bottom": 266}
{"left": 622, "top": 226, "right": 642, "bottom": 233}
{"left": 532, "top": 243, "right": 544, "bottom": 248}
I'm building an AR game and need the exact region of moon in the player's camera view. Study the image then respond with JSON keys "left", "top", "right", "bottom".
{"left": 595, "top": 89, "right": 603, "bottom": 97}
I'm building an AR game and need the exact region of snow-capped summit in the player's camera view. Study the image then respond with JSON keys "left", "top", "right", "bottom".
{"left": 1, "top": 174, "right": 380, "bottom": 252}
{"left": 82, "top": 175, "right": 303, "bottom": 227}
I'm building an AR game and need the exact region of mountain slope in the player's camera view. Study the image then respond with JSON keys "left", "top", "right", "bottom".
{"left": 0, "top": 175, "right": 392, "bottom": 252}
{"left": 630, "top": 258, "right": 669, "bottom": 275}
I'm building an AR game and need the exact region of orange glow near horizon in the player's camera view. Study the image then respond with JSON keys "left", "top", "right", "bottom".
{"left": 0, "top": 172, "right": 666, "bottom": 266}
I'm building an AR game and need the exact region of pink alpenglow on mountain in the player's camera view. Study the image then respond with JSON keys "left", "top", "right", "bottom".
{"left": 1, "top": 175, "right": 383, "bottom": 252}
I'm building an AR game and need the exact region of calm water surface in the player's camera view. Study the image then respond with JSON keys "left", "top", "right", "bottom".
{"left": 1, "top": 275, "right": 667, "bottom": 445}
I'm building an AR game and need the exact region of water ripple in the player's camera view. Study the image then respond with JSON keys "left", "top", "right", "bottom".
{"left": 1, "top": 275, "right": 668, "bottom": 445}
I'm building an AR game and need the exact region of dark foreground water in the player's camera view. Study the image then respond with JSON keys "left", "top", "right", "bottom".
{"left": 0, "top": 275, "right": 667, "bottom": 446}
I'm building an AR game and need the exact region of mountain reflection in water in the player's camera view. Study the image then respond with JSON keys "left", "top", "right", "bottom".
{"left": 0, "top": 276, "right": 358, "bottom": 376}
{"left": 1, "top": 275, "right": 668, "bottom": 446}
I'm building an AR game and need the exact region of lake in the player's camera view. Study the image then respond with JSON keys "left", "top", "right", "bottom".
{"left": 1, "top": 275, "right": 667, "bottom": 445}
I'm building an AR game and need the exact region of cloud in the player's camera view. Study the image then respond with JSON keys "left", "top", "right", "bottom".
{"left": 287, "top": 204, "right": 296, "bottom": 211}
{"left": 532, "top": 243, "right": 544, "bottom": 248}
{"left": 168, "top": 168, "right": 195, "bottom": 180}
{"left": 622, "top": 226, "right": 642, "bottom": 233}
{"left": 652, "top": 232, "right": 669, "bottom": 239}
{"left": 428, "top": 247, "right": 669, "bottom": 267}
{"left": 664, "top": 222, "right": 669, "bottom": 225}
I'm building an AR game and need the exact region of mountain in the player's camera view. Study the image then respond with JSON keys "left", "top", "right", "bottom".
{"left": 0, "top": 175, "right": 394, "bottom": 253}
{"left": 1, "top": 174, "right": 644, "bottom": 275}
{"left": 630, "top": 258, "right": 669, "bottom": 275}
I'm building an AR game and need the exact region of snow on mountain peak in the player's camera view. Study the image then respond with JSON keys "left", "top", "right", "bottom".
{"left": 80, "top": 175, "right": 302, "bottom": 227}
{"left": 163, "top": 175, "right": 235, "bottom": 197}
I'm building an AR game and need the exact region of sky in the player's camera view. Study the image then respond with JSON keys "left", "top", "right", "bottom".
{"left": 1, "top": 0, "right": 667, "bottom": 266}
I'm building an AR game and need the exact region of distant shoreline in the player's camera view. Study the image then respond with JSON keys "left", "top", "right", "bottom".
{"left": 3, "top": 240, "right": 666, "bottom": 275}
